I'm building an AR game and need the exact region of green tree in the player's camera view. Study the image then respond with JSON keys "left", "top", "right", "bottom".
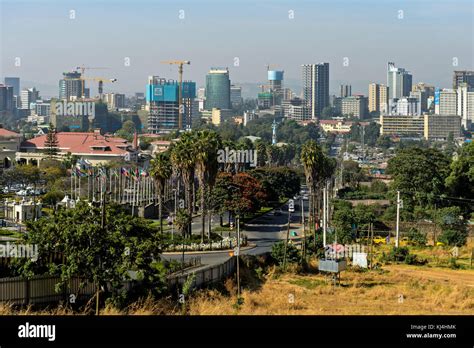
{"left": 116, "top": 120, "right": 136, "bottom": 141}
{"left": 16, "top": 203, "right": 165, "bottom": 304}
{"left": 194, "top": 130, "right": 221, "bottom": 242}
{"left": 387, "top": 147, "right": 450, "bottom": 210}
{"left": 435, "top": 206, "right": 468, "bottom": 246}
{"left": 44, "top": 123, "right": 59, "bottom": 158}
{"left": 445, "top": 142, "right": 474, "bottom": 199}
{"left": 170, "top": 133, "right": 196, "bottom": 236}
{"left": 150, "top": 152, "right": 172, "bottom": 234}
{"left": 301, "top": 140, "right": 335, "bottom": 233}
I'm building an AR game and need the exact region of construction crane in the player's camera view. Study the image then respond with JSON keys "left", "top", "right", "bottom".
{"left": 75, "top": 66, "right": 109, "bottom": 98}
{"left": 79, "top": 77, "right": 117, "bottom": 100}
{"left": 161, "top": 60, "right": 191, "bottom": 130}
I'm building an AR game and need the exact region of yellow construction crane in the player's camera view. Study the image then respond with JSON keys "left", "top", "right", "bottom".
{"left": 79, "top": 77, "right": 117, "bottom": 100}
{"left": 161, "top": 60, "right": 191, "bottom": 130}
{"left": 75, "top": 67, "right": 109, "bottom": 98}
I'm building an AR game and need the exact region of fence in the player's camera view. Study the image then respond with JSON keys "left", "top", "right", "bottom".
{"left": 0, "top": 257, "right": 236, "bottom": 305}
{"left": 0, "top": 275, "right": 97, "bottom": 305}
{"left": 167, "top": 257, "right": 236, "bottom": 292}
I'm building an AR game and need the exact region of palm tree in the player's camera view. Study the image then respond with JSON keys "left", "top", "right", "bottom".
{"left": 301, "top": 140, "right": 336, "bottom": 242}
{"left": 194, "top": 130, "right": 222, "bottom": 243}
{"left": 300, "top": 140, "right": 321, "bottom": 235}
{"left": 150, "top": 152, "right": 172, "bottom": 233}
{"left": 170, "top": 132, "right": 196, "bottom": 237}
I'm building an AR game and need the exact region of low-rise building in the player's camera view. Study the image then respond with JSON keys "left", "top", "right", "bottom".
{"left": 380, "top": 114, "right": 461, "bottom": 140}
{"left": 0, "top": 126, "right": 22, "bottom": 169}
{"left": 18, "top": 129, "right": 137, "bottom": 166}
{"left": 3, "top": 198, "right": 42, "bottom": 223}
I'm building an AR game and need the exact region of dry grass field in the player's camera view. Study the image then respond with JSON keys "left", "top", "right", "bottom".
{"left": 1, "top": 243, "right": 473, "bottom": 316}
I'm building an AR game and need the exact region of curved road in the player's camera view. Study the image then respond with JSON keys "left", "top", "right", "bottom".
{"left": 162, "top": 199, "right": 307, "bottom": 266}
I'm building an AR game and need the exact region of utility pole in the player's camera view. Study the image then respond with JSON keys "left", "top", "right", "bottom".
{"left": 236, "top": 214, "right": 241, "bottom": 298}
{"left": 396, "top": 190, "right": 401, "bottom": 248}
{"left": 323, "top": 185, "right": 326, "bottom": 247}
{"left": 301, "top": 196, "right": 305, "bottom": 262}
{"left": 283, "top": 210, "right": 291, "bottom": 270}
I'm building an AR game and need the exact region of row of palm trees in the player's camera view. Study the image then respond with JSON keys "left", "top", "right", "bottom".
{"left": 150, "top": 130, "right": 222, "bottom": 242}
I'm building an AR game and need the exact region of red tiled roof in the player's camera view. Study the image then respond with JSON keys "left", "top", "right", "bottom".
{"left": 21, "top": 132, "right": 131, "bottom": 155}
{"left": 0, "top": 128, "right": 21, "bottom": 137}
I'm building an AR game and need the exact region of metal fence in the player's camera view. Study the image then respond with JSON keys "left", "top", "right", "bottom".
{"left": 0, "top": 275, "right": 96, "bottom": 305}
{"left": 167, "top": 257, "right": 236, "bottom": 292}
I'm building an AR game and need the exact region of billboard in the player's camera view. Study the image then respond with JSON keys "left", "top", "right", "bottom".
{"left": 146, "top": 81, "right": 196, "bottom": 102}
{"left": 434, "top": 88, "right": 440, "bottom": 105}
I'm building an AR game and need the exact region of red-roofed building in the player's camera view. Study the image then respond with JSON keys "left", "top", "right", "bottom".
{"left": 18, "top": 129, "right": 137, "bottom": 165}
{"left": 0, "top": 126, "right": 22, "bottom": 169}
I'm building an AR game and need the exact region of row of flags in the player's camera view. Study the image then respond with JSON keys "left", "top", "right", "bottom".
{"left": 72, "top": 165, "right": 150, "bottom": 179}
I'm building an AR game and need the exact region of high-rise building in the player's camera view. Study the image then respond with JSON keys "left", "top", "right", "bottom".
{"left": 104, "top": 93, "right": 125, "bottom": 111}
{"left": 0, "top": 85, "right": 14, "bottom": 111}
{"left": 59, "top": 71, "right": 84, "bottom": 101}
{"left": 335, "top": 95, "right": 368, "bottom": 119}
{"left": 457, "top": 83, "right": 474, "bottom": 129}
{"left": 230, "top": 85, "right": 243, "bottom": 108}
{"left": 339, "top": 84, "right": 351, "bottom": 98}
{"left": 205, "top": 68, "right": 231, "bottom": 110}
{"left": 435, "top": 89, "right": 457, "bottom": 116}
{"left": 20, "top": 88, "right": 39, "bottom": 110}
{"left": 368, "top": 83, "right": 379, "bottom": 113}
{"left": 268, "top": 70, "right": 284, "bottom": 105}
{"left": 146, "top": 76, "right": 196, "bottom": 133}
{"left": 393, "top": 97, "right": 420, "bottom": 116}
{"left": 4, "top": 77, "right": 20, "bottom": 96}
{"left": 409, "top": 90, "right": 427, "bottom": 112}
{"left": 368, "top": 83, "right": 390, "bottom": 114}
{"left": 453, "top": 71, "right": 474, "bottom": 89}
{"left": 302, "top": 63, "right": 329, "bottom": 119}
{"left": 387, "top": 62, "right": 412, "bottom": 100}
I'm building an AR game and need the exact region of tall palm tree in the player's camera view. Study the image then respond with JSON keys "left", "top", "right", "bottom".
{"left": 150, "top": 152, "right": 172, "bottom": 233}
{"left": 300, "top": 140, "right": 321, "bottom": 235}
{"left": 170, "top": 132, "right": 196, "bottom": 237}
{"left": 194, "top": 130, "right": 221, "bottom": 243}
{"left": 301, "top": 140, "right": 336, "bottom": 242}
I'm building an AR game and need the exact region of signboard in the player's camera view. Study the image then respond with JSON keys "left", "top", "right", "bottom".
{"left": 233, "top": 247, "right": 240, "bottom": 256}
{"left": 288, "top": 199, "right": 295, "bottom": 212}
{"left": 353, "top": 252, "right": 368, "bottom": 268}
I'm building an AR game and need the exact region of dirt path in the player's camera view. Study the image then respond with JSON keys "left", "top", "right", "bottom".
{"left": 386, "top": 264, "right": 474, "bottom": 287}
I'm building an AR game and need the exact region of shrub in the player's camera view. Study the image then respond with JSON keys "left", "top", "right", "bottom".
{"left": 271, "top": 241, "right": 300, "bottom": 266}
{"left": 438, "top": 228, "right": 468, "bottom": 247}
{"left": 380, "top": 246, "right": 426, "bottom": 265}
{"left": 406, "top": 228, "right": 427, "bottom": 246}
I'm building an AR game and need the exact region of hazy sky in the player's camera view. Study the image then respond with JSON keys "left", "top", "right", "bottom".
{"left": 1, "top": 0, "right": 473, "bottom": 98}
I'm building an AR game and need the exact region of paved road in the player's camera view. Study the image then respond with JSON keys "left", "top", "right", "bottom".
{"left": 162, "top": 198, "right": 308, "bottom": 266}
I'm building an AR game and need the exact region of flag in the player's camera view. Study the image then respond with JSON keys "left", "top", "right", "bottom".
{"left": 121, "top": 167, "right": 130, "bottom": 177}
{"left": 140, "top": 168, "right": 149, "bottom": 177}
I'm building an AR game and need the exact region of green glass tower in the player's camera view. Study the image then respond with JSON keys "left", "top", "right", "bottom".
{"left": 205, "top": 68, "right": 231, "bottom": 110}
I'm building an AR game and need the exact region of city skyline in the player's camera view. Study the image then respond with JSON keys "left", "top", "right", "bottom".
{"left": 1, "top": 0, "right": 473, "bottom": 97}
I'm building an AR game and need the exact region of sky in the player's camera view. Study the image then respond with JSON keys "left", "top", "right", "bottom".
{"left": 1, "top": 0, "right": 473, "bottom": 98}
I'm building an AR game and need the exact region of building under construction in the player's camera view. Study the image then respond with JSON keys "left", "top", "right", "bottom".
{"left": 146, "top": 76, "right": 196, "bottom": 133}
